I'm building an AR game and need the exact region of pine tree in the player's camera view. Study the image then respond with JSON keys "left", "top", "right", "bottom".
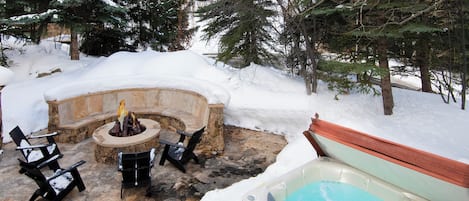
{"left": 50, "top": 0, "right": 126, "bottom": 60}
{"left": 1, "top": 0, "right": 53, "bottom": 43}
{"left": 434, "top": 0, "right": 469, "bottom": 109}
{"left": 318, "top": 0, "right": 450, "bottom": 115}
{"left": 171, "top": 0, "right": 195, "bottom": 51}
{"left": 118, "top": 0, "right": 194, "bottom": 51}
{"left": 386, "top": 2, "right": 448, "bottom": 94}
{"left": 197, "top": 0, "right": 276, "bottom": 67}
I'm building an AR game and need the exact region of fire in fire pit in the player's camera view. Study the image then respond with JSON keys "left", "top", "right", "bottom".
{"left": 109, "top": 100, "right": 146, "bottom": 137}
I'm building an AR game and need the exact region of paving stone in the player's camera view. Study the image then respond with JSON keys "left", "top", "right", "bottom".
{"left": 0, "top": 126, "right": 286, "bottom": 201}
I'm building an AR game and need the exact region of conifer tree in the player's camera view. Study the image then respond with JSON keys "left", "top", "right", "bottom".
{"left": 49, "top": 0, "right": 126, "bottom": 60}
{"left": 172, "top": 0, "right": 195, "bottom": 51}
{"left": 197, "top": 0, "right": 276, "bottom": 67}
{"left": 321, "top": 0, "right": 449, "bottom": 115}
{"left": 118, "top": 0, "right": 194, "bottom": 51}
{"left": 1, "top": 0, "right": 53, "bottom": 43}
{"left": 433, "top": 0, "right": 469, "bottom": 109}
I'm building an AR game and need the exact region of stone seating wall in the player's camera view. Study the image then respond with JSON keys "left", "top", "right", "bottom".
{"left": 47, "top": 88, "right": 224, "bottom": 155}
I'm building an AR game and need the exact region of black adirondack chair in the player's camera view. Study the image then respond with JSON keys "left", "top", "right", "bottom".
{"left": 9, "top": 126, "right": 62, "bottom": 170}
{"left": 159, "top": 127, "right": 205, "bottom": 173}
{"left": 118, "top": 148, "right": 156, "bottom": 199}
{"left": 18, "top": 154, "right": 86, "bottom": 201}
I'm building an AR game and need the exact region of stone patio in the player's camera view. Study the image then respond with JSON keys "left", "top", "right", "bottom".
{"left": 0, "top": 126, "right": 287, "bottom": 201}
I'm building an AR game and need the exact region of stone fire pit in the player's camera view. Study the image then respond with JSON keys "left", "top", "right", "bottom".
{"left": 93, "top": 119, "right": 160, "bottom": 164}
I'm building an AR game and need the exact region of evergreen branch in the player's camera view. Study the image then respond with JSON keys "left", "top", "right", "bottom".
{"left": 299, "top": 0, "right": 326, "bottom": 16}
{"left": 389, "top": 0, "right": 446, "bottom": 26}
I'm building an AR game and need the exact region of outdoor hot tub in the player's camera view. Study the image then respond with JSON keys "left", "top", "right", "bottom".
{"left": 243, "top": 157, "right": 426, "bottom": 201}
{"left": 243, "top": 117, "right": 469, "bottom": 201}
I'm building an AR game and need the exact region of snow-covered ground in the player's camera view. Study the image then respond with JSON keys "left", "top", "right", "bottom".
{"left": 1, "top": 34, "right": 468, "bottom": 200}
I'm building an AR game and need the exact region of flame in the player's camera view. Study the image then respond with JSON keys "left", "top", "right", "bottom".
{"left": 131, "top": 112, "right": 137, "bottom": 126}
{"left": 117, "top": 99, "right": 128, "bottom": 118}
{"left": 117, "top": 100, "right": 128, "bottom": 130}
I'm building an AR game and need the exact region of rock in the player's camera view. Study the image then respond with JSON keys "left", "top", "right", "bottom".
{"left": 173, "top": 177, "right": 191, "bottom": 191}
{"left": 191, "top": 183, "right": 213, "bottom": 195}
{"left": 185, "top": 197, "right": 200, "bottom": 201}
{"left": 163, "top": 198, "right": 181, "bottom": 201}
{"left": 37, "top": 68, "right": 62, "bottom": 78}
{"left": 204, "top": 158, "right": 223, "bottom": 169}
{"left": 193, "top": 171, "right": 211, "bottom": 184}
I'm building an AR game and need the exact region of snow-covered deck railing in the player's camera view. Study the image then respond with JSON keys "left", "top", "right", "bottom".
{"left": 44, "top": 77, "right": 229, "bottom": 155}
{"left": 304, "top": 117, "right": 469, "bottom": 201}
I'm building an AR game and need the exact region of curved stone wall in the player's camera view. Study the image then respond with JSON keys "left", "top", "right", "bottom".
{"left": 47, "top": 87, "right": 224, "bottom": 155}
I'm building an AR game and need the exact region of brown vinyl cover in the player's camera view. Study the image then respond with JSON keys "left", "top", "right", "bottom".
{"left": 305, "top": 118, "right": 469, "bottom": 188}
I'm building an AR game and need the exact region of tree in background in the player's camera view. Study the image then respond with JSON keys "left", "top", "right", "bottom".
{"left": 278, "top": 0, "right": 453, "bottom": 115}
{"left": 1, "top": 0, "right": 195, "bottom": 59}
{"left": 197, "top": 0, "right": 277, "bottom": 67}
{"left": 322, "top": 1, "right": 449, "bottom": 115}
{"left": 118, "top": 0, "right": 195, "bottom": 51}
{"left": 432, "top": 0, "right": 468, "bottom": 109}
{"left": 151, "top": 0, "right": 195, "bottom": 51}
{"left": 0, "top": 0, "right": 53, "bottom": 65}
{"left": 277, "top": 0, "right": 359, "bottom": 95}
{"left": 1, "top": 0, "right": 52, "bottom": 44}
{"left": 172, "top": 0, "right": 195, "bottom": 51}
{"left": 459, "top": 0, "right": 468, "bottom": 110}
{"left": 79, "top": 27, "right": 130, "bottom": 56}
{"left": 0, "top": 1, "right": 8, "bottom": 66}
{"left": 50, "top": 0, "right": 127, "bottom": 60}
{"left": 277, "top": 0, "right": 319, "bottom": 94}
{"left": 390, "top": 0, "right": 467, "bottom": 109}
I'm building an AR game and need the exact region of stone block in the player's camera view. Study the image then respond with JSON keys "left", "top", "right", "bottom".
{"left": 103, "top": 92, "right": 118, "bottom": 113}
{"left": 198, "top": 104, "right": 224, "bottom": 156}
{"left": 88, "top": 94, "right": 103, "bottom": 115}
{"left": 117, "top": 90, "right": 146, "bottom": 109}
{"left": 72, "top": 97, "right": 88, "bottom": 121}
{"left": 144, "top": 89, "right": 160, "bottom": 108}
{"left": 129, "top": 90, "right": 147, "bottom": 109}
{"left": 58, "top": 101, "right": 73, "bottom": 125}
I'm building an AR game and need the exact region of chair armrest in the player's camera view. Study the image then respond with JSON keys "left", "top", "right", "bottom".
{"left": 176, "top": 130, "right": 192, "bottom": 137}
{"left": 37, "top": 154, "right": 62, "bottom": 169}
{"left": 159, "top": 139, "right": 186, "bottom": 149}
{"left": 16, "top": 144, "right": 50, "bottom": 150}
{"left": 46, "top": 160, "right": 86, "bottom": 181}
{"left": 117, "top": 152, "right": 123, "bottom": 171}
{"left": 70, "top": 160, "right": 86, "bottom": 170}
{"left": 150, "top": 148, "right": 156, "bottom": 166}
{"left": 30, "top": 132, "right": 58, "bottom": 139}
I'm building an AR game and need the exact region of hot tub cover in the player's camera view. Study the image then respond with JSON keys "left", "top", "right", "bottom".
{"left": 305, "top": 116, "right": 469, "bottom": 200}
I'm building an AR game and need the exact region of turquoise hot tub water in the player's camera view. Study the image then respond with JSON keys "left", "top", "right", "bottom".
{"left": 243, "top": 158, "right": 427, "bottom": 201}
{"left": 285, "top": 180, "right": 382, "bottom": 201}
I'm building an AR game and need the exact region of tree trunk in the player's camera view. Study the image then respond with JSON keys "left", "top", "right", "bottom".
{"left": 70, "top": 26, "right": 80, "bottom": 60}
{"left": 304, "top": 68, "right": 313, "bottom": 95}
{"left": 300, "top": 21, "right": 318, "bottom": 94}
{"left": 175, "top": 2, "right": 185, "bottom": 51}
{"left": 460, "top": 0, "right": 467, "bottom": 110}
{"left": 377, "top": 38, "right": 394, "bottom": 115}
{"left": 311, "top": 17, "right": 318, "bottom": 93}
{"left": 415, "top": 38, "right": 433, "bottom": 92}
